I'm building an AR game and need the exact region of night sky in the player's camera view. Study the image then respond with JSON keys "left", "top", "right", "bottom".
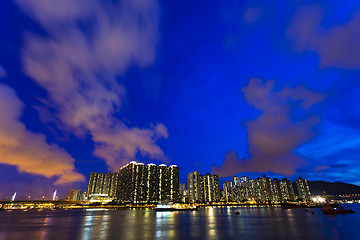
{"left": 1, "top": 0, "right": 360, "bottom": 199}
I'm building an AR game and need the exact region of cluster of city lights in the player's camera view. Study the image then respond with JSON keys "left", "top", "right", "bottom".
{"left": 312, "top": 196, "right": 326, "bottom": 203}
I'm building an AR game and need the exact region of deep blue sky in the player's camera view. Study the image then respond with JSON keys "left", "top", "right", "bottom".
{"left": 1, "top": 0, "right": 360, "bottom": 199}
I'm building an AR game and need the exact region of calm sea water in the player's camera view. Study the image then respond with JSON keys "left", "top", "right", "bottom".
{"left": 0, "top": 204, "right": 359, "bottom": 240}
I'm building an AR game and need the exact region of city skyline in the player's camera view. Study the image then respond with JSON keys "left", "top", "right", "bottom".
{"left": 0, "top": 159, "right": 317, "bottom": 200}
{"left": 82, "top": 162, "right": 311, "bottom": 204}
{"left": 1, "top": 0, "right": 360, "bottom": 200}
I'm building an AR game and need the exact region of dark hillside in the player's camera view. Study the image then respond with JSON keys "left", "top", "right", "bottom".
{"left": 308, "top": 181, "right": 360, "bottom": 196}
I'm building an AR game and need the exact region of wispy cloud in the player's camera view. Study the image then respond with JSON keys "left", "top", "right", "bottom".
{"left": 287, "top": 5, "right": 360, "bottom": 69}
{"left": 212, "top": 79, "right": 325, "bottom": 177}
{"left": 0, "top": 65, "right": 6, "bottom": 78}
{"left": 295, "top": 120, "right": 360, "bottom": 184}
{"left": 296, "top": 120, "right": 360, "bottom": 160}
{"left": 15, "top": 0, "right": 168, "bottom": 170}
{"left": 0, "top": 84, "right": 84, "bottom": 184}
{"left": 243, "top": 7, "right": 261, "bottom": 23}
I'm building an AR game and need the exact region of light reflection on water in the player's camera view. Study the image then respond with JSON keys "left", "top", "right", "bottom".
{"left": 0, "top": 204, "right": 360, "bottom": 240}
{"left": 155, "top": 211, "right": 169, "bottom": 239}
{"left": 207, "top": 206, "right": 216, "bottom": 239}
{"left": 80, "top": 213, "right": 94, "bottom": 240}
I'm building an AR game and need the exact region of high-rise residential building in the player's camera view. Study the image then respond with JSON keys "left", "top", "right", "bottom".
{"left": 220, "top": 189, "right": 226, "bottom": 202}
{"left": 240, "top": 176, "right": 249, "bottom": 183}
{"left": 272, "top": 178, "right": 281, "bottom": 202}
{"left": 213, "top": 174, "right": 220, "bottom": 202}
{"left": 247, "top": 176, "right": 274, "bottom": 202}
{"left": 146, "top": 163, "right": 158, "bottom": 203}
{"left": 233, "top": 176, "right": 240, "bottom": 187}
{"left": 118, "top": 162, "right": 180, "bottom": 203}
{"left": 86, "top": 172, "right": 98, "bottom": 199}
{"left": 280, "top": 178, "right": 296, "bottom": 202}
{"left": 247, "top": 179, "right": 255, "bottom": 200}
{"left": 229, "top": 175, "right": 307, "bottom": 203}
{"left": 279, "top": 179, "right": 288, "bottom": 201}
{"left": 102, "top": 173, "right": 112, "bottom": 195}
{"left": 118, "top": 161, "right": 137, "bottom": 203}
{"left": 252, "top": 178, "right": 262, "bottom": 201}
{"left": 287, "top": 179, "right": 296, "bottom": 201}
{"left": 188, "top": 172, "right": 220, "bottom": 203}
{"left": 95, "top": 172, "right": 104, "bottom": 194}
{"left": 203, "top": 173, "right": 220, "bottom": 202}
{"left": 232, "top": 176, "right": 241, "bottom": 202}
{"left": 179, "top": 183, "right": 185, "bottom": 202}
{"left": 233, "top": 185, "right": 241, "bottom": 202}
{"left": 179, "top": 183, "right": 185, "bottom": 196}
{"left": 188, "top": 171, "right": 201, "bottom": 203}
{"left": 240, "top": 176, "right": 251, "bottom": 200}
{"left": 86, "top": 172, "right": 119, "bottom": 200}
{"left": 296, "top": 177, "right": 311, "bottom": 201}
{"left": 109, "top": 173, "right": 120, "bottom": 198}
{"left": 169, "top": 165, "right": 180, "bottom": 201}
{"left": 65, "top": 189, "right": 83, "bottom": 201}
{"left": 183, "top": 189, "right": 190, "bottom": 203}
{"left": 157, "top": 164, "right": 167, "bottom": 202}
{"left": 260, "top": 175, "right": 274, "bottom": 202}
{"left": 134, "top": 163, "right": 147, "bottom": 203}
{"left": 223, "top": 180, "right": 233, "bottom": 202}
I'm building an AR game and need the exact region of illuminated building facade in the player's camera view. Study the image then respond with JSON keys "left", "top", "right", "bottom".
{"left": 233, "top": 176, "right": 240, "bottom": 186}
{"left": 157, "top": 164, "right": 168, "bottom": 202}
{"left": 260, "top": 175, "right": 274, "bottom": 202}
{"left": 65, "top": 189, "right": 83, "bottom": 201}
{"left": 179, "top": 183, "right": 185, "bottom": 196}
{"left": 203, "top": 173, "right": 220, "bottom": 202}
{"left": 169, "top": 165, "right": 180, "bottom": 201}
{"left": 85, "top": 166, "right": 308, "bottom": 204}
{"left": 188, "top": 172, "right": 220, "bottom": 203}
{"left": 296, "top": 177, "right": 311, "bottom": 201}
{"left": 188, "top": 171, "right": 201, "bottom": 202}
{"left": 280, "top": 178, "right": 296, "bottom": 201}
{"left": 240, "top": 176, "right": 251, "bottom": 200}
{"left": 95, "top": 172, "right": 104, "bottom": 194}
{"left": 118, "top": 162, "right": 180, "bottom": 203}
{"left": 232, "top": 176, "right": 241, "bottom": 201}
{"left": 109, "top": 173, "right": 120, "bottom": 198}
{"left": 223, "top": 180, "right": 233, "bottom": 202}
{"left": 231, "top": 175, "right": 299, "bottom": 203}
{"left": 146, "top": 163, "right": 158, "bottom": 202}
{"left": 86, "top": 172, "right": 97, "bottom": 199}
{"left": 272, "top": 178, "right": 282, "bottom": 202}
{"left": 179, "top": 183, "right": 185, "bottom": 202}
{"left": 86, "top": 172, "right": 120, "bottom": 200}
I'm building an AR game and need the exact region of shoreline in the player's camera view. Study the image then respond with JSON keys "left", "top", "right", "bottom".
{"left": 1, "top": 201, "right": 328, "bottom": 211}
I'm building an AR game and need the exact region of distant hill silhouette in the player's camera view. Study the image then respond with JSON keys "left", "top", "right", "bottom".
{"left": 307, "top": 181, "right": 360, "bottom": 196}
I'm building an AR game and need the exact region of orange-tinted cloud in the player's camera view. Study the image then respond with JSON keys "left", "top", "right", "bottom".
{"left": 16, "top": 0, "right": 168, "bottom": 170}
{"left": 287, "top": 5, "right": 360, "bottom": 69}
{"left": 212, "top": 79, "right": 325, "bottom": 177}
{"left": 0, "top": 84, "right": 84, "bottom": 184}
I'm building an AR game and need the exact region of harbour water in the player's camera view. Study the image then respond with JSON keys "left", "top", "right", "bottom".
{"left": 0, "top": 204, "right": 359, "bottom": 240}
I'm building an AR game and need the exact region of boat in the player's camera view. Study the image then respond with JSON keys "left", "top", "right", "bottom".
{"left": 321, "top": 204, "right": 355, "bottom": 214}
{"left": 155, "top": 203, "right": 198, "bottom": 211}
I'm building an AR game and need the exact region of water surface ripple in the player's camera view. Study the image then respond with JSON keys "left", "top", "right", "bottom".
{"left": 1, "top": 204, "right": 359, "bottom": 240}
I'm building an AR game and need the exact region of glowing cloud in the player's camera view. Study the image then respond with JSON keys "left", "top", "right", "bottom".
{"left": 287, "top": 5, "right": 360, "bottom": 69}
{"left": 16, "top": 0, "right": 168, "bottom": 170}
{"left": 0, "top": 84, "right": 84, "bottom": 184}
{"left": 212, "top": 79, "right": 325, "bottom": 177}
